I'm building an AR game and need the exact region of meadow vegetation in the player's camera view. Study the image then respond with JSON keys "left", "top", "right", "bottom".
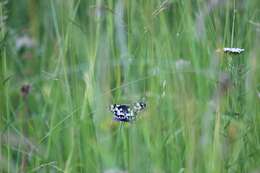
{"left": 1, "top": 0, "right": 260, "bottom": 172}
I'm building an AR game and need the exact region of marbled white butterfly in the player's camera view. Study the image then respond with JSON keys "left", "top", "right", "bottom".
{"left": 110, "top": 101, "right": 146, "bottom": 122}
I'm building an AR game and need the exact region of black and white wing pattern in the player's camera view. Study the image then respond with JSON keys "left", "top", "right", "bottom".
{"left": 132, "top": 101, "right": 146, "bottom": 113}
{"left": 110, "top": 104, "right": 135, "bottom": 122}
{"left": 223, "top": 48, "right": 245, "bottom": 54}
{"left": 109, "top": 101, "right": 146, "bottom": 122}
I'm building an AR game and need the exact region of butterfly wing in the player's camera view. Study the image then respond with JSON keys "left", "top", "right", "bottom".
{"left": 110, "top": 104, "right": 135, "bottom": 122}
{"left": 133, "top": 101, "right": 146, "bottom": 113}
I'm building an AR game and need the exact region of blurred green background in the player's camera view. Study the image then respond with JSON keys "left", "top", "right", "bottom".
{"left": 1, "top": 0, "right": 260, "bottom": 172}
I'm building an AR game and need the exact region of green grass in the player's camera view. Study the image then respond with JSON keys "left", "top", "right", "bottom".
{"left": 1, "top": 0, "right": 260, "bottom": 172}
